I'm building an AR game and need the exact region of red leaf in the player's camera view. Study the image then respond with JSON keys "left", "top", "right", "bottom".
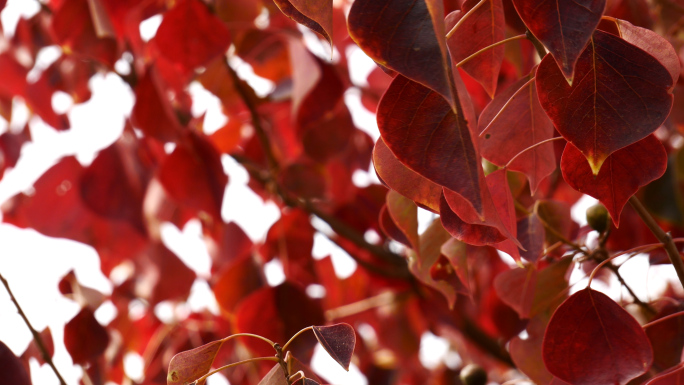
{"left": 536, "top": 30, "right": 674, "bottom": 174}
{"left": 167, "top": 340, "right": 223, "bottom": 385}
{"left": 235, "top": 282, "right": 324, "bottom": 358}
{"left": 543, "top": 288, "right": 653, "bottom": 385}
{"left": 494, "top": 265, "right": 537, "bottom": 319}
{"left": 512, "top": 0, "right": 605, "bottom": 81}
{"left": 64, "top": 308, "right": 110, "bottom": 364}
{"left": 153, "top": 0, "right": 231, "bottom": 77}
{"left": 312, "top": 323, "right": 356, "bottom": 371}
{"left": 21, "top": 328, "right": 54, "bottom": 366}
{"left": 372, "top": 138, "right": 442, "bottom": 213}
{"left": 131, "top": 69, "right": 184, "bottom": 142}
{"left": 212, "top": 254, "right": 265, "bottom": 313}
{"left": 385, "top": 190, "right": 420, "bottom": 249}
{"left": 615, "top": 19, "right": 680, "bottom": 83}
{"left": 379, "top": 204, "right": 412, "bottom": 247}
{"left": 517, "top": 214, "right": 545, "bottom": 263}
{"left": 510, "top": 317, "right": 554, "bottom": 384}
{"left": 273, "top": 0, "right": 333, "bottom": 45}
{"left": 0, "top": 340, "right": 30, "bottom": 385}
{"left": 645, "top": 303, "right": 684, "bottom": 371}
{"left": 348, "top": 0, "right": 455, "bottom": 106}
{"left": 148, "top": 242, "right": 197, "bottom": 305}
{"left": 279, "top": 163, "right": 326, "bottom": 200}
{"left": 446, "top": 0, "right": 506, "bottom": 97}
{"left": 561, "top": 135, "right": 667, "bottom": 226}
{"left": 378, "top": 74, "right": 483, "bottom": 214}
{"left": 479, "top": 73, "right": 556, "bottom": 192}
{"left": 258, "top": 364, "right": 288, "bottom": 385}
{"left": 158, "top": 131, "right": 227, "bottom": 221}
{"left": 645, "top": 363, "right": 684, "bottom": 385}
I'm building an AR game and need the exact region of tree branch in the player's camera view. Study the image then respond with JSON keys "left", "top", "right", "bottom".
{"left": 0, "top": 273, "right": 67, "bottom": 385}
{"left": 629, "top": 196, "right": 684, "bottom": 289}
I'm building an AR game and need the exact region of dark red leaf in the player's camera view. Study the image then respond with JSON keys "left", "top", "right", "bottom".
{"left": 148, "top": 242, "right": 197, "bottom": 305}
{"left": 543, "top": 288, "right": 653, "bottom": 385}
{"left": 21, "top": 327, "right": 54, "bottom": 366}
{"left": 167, "top": 340, "right": 223, "bottom": 385}
{"left": 478, "top": 73, "right": 556, "bottom": 192}
{"left": 446, "top": 0, "right": 506, "bottom": 97}
{"left": 379, "top": 204, "right": 412, "bottom": 247}
{"left": 494, "top": 265, "right": 537, "bottom": 319}
{"left": 536, "top": 30, "right": 674, "bottom": 174}
{"left": 348, "top": 0, "right": 455, "bottom": 106}
{"left": 645, "top": 363, "right": 684, "bottom": 385}
{"left": 385, "top": 190, "right": 420, "bottom": 249}
{"left": 510, "top": 317, "right": 554, "bottom": 384}
{"left": 615, "top": 19, "right": 680, "bottom": 83}
{"left": 131, "top": 69, "right": 184, "bottom": 142}
{"left": 561, "top": 135, "right": 667, "bottom": 226}
{"left": 372, "top": 138, "right": 442, "bottom": 213}
{"left": 312, "top": 323, "right": 356, "bottom": 371}
{"left": 153, "top": 0, "right": 231, "bottom": 77}
{"left": 512, "top": 0, "right": 605, "bottom": 81}
{"left": 645, "top": 303, "right": 684, "bottom": 372}
{"left": 273, "top": 0, "right": 333, "bottom": 45}
{"left": 64, "top": 308, "right": 110, "bottom": 364}
{"left": 212, "top": 254, "right": 265, "bottom": 313}
{"left": 517, "top": 214, "right": 545, "bottom": 263}
{"left": 0, "top": 340, "right": 30, "bottom": 385}
{"left": 378, "top": 74, "right": 483, "bottom": 214}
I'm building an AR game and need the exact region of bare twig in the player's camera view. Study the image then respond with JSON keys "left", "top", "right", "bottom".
{"left": 629, "top": 196, "right": 684, "bottom": 289}
{"left": 0, "top": 273, "right": 67, "bottom": 385}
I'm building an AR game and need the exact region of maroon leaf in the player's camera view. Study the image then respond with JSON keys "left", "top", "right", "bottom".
{"left": 479, "top": 73, "right": 556, "bottom": 192}
{"left": 645, "top": 303, "right": 684, "bottom": 372}
{"left": 543, "top": 288, "right": 653, "bottom": 385}
{"left": 645, "top": 363, "right": 684, "bottom": 385}
{"left": 378, "top": 74, "right": 483, "bottom": 214}
{"left": 64, "top": 308, "right": 110, "bottom": 364}
{"left": 536, "top": 30, "right": 674, "bottom": 174}
{"left": 512, "top": 0, "right": 605, "bottom": 81}
{"left": 131, "top": 69, "right": 184, "bottom": 142}
{"left": 517, "top": 214, "right": 545, "bottom": 263}
{"left": 494, "top": 265, "right": 537, "bottom": 319}
{"left": 372, "top": 138, "right": 442, "bottom": 213}
{"left": 561, "top": 135, "right": 667, "bottom": 226}
{"left": 379, "top": 205, "right": 412, "bottom": 247}
{"left": 212, "top": 254, "right": 265, "bottom": 313}
{"left": 273, "top": 0, "right": 333, "bottom": 45}
{"left": 446, "top": 0, "right": 506, "bottom": 97}
{"left": 258, "top": 364, "right": 288, "bottom": 385}
{"left": 615, "top": 19, "right": 680, "bottom": 83}
{"left": 312, "top": 323, "right": 356, "bottom": 371}
{"left": 348, "top": 0, "right": 455, "bottom": 106}
{"left": 385, "top": 190, "right": 420, "bottom": 249}
{"left": 167, "top": 340, "right": 223, "bottom": 385}
{"left": 0, "top": 340, "right": 30, "bottom": 385}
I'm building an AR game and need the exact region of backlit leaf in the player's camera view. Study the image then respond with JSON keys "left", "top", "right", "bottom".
{"left": 0, "top": 341, "right": 30, "bottom": 385}
{"left": 543, "top": 288, "right": 653, "bottom": 385}
{"left": 167, "top": 340, "right": 223, "bottom": 385}
{"left": 274, "top": 0, "right": 333, "bottom": 46}
{"left": 258, "top": 364, "right": 288, "bottom": 385}
{"left": 512, "top": 0, "right": 605, "bottom": 81}
{"left": 615, "top": 19, "right": 680, "bottom": 83}
{"left": 385, "top": 190, "right": 420, "bottom": 249}
{"left": 313, "top": 323, "right": 356, "bottom": 371}
{"left": 494, "top": 264, "right": 536, "bottom": 319}
{"left": 64, "top": 308, "right": 110, "bottom": 364}
{"left": 536, "top": 30, "right": 674, "bottom": 174}
{"left": 561, "top": 135, "right": 667, "bottom": 226}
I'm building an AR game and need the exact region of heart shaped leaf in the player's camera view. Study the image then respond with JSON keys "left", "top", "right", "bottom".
{"left": 536, "top": 30, "right": 674, "bottom": 174}
{"left": 543, "top": 288, "right": 653, "bottom": 385}
{"left": 167, "top": 340, "right": 223, "bottom": 385}
{"left": 313, "top": 323, "right": 356, "bottom": 371}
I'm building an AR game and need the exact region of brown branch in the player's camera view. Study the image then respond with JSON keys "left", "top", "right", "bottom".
{"left": 629, "top": 196, "right": 684, "bottom": 290}
{"left": 605, "top": 263, "right": 656, "bottom": 315}
{"left": 0, "top": 273, "right": 67, "bottom": 385}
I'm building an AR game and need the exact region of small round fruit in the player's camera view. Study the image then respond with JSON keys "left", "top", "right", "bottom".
{"left": 586, "top": 204, "right": 611, "bottom": 233}
{"left": 459, "top": 364, "right": 487, "bottom": 385}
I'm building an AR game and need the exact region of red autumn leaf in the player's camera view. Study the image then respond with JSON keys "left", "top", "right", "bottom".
{"left": 279, "top": 162, "right": 326, "bottom": 200}
{"left": 0, "top": 341, "right": 30, "bottom": 385}
{"left": 212, "top": 254, "right": 265, "bottom": 313}
{"left": 313, "top": 323, "right": 356, "bottom": 371}
{"left": 385, "top": 190, "right": 420, "bottom": 249}
{"left": 645, "top": 363, "right": 684, "bottom": 385}
{"left": 21, "top": 327, "right": 54, "bottom": 366}
{"left": 153, "top": 0, "right": 231, "bottom": 77}
{"left": 479, "top": 73, "right": 556, "bottom": 192}
{"left": 517, "top": 214, "right": 545, "bottom": 263}
{"left": 510, "top": 317, "right": 555, "bottom": 384}
{"left": 158, "top": 131, "right": 227, "bottom": 221}
{"left": 147, "top": 242, "right": 197, "bottom": 305}
{"left": 348, "top": 0, "right": 455, "bottom": 106}
{"left": 534, "top": 200, "right": 576, "bottom": 248}
{"left": 536, "top": 30, "right": 674, "bottom": 174}
{"left": 273, "top": 0, "right": 333, "bottom": 46}
{"left": 645, "top": 303, "right": 684, "bottom": 372}
{"left": 446, "top": 0, "right": 506, "bottom": 97}
{"left": 530, "top": 257, "right": 573, "bottom": 318}
{"left": 378, "top": 74, "right": 483, "bottom": 214}
{"left": 379, "top": 204, "right": 412, "bottom": 247}
{"left": 287, "top": 354, "right": 323, "bottom": 383}
{"left": 494, "top": 264, "right": 537, "bottom": 319}
{"left": 512, "top": 0, "right": 605, "bottom": 81}
{"left": 234, "top": 282, "right": 324, "bottom": 358}
{"left": 64, "top": 308, "right": 110, "bottom": 364}
{"left": 372, "top": 138, "right": 442, "bottom": 213}
{"left": 131, "top": 69, "right": 184, "bottom": 142}
{"left": 561, "top": 135, "right": 667, "bottom": 226}
{"left": 543, "top": 288, "right": 653, "bottom": 385}
{"left": 615, "top": 19, "right": 680, "bottom": 83}
{"left": 258, "top": 364, "right": 288, "bottom": 385}
{"left": 167, "top": 340, "right": 223, "bottom": 385}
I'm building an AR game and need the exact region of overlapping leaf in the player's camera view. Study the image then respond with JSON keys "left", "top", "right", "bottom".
{"left": 312, "top": 323, "right": 356, "bottom": 371}
{"left": 0, "top": 341, "right": 30, "bottom": 385}
{"left": 561, "top": 135, "right": 667, "bottom": 226}
{"left": 536, "top": 30, "right": 674, "bottom": 174}
{"left": 543, "top": 288, "right": 653, "bottom": 385}
{"left": 479, "top": 74, "right": 556, "bottom": 192}
{"left": 273, "top": 0, "right": 333, "bottom": 46}
{"left": 167, "top": 340, "right": 223, "bottom": 385}
{"left": 512, "top": 0, "right": 606, "bottom": 81}
{"left": 64, "top": 308, "right": 110, "bottom": 364}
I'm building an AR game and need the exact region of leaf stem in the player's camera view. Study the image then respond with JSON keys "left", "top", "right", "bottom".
{"left": 221, "top": 333, "right": 276, "bottom": 347}
{"left": 525, "top": 30, "right": 547, "bottom": 58}
{"left": 446, "top": 0, "right": 487, "bottom": 39}
{"left": 0, "top": 273, "right": 67, "bottom": 385}
{"left": 629, "top": 196, "right": 684, "bottom": 290}
{"left": 456, "top": 34, "right": 527, "bottom": 68}
{"left": 504, "top": 137, "right": 564, "bottom": 169}
{"left": 642, "top": 310, "right": 684, "bottom": 329}
{"left": 479, "top": 76, "right": 535, "bottom": 138}
{"left": 281, "top": 326, "right": 312, "bottom": 353}
{"left": 587, "top": 243, "right": 664, "bottom": 287}
{"left": 194, "top": 356, "right": 280, "bottom": 384}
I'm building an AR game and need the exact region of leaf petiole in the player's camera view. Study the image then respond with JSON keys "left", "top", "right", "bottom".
{"left": 281, "top": 326, "right": 313, "bottom": 353}
{"left": 193, "top": 356, "right": 280, "bottom": 384}
{"left": 446, "top": 0, "right": 487, "bottom": 39}
{"left": 456, "top": 34, "right": 527, "bottom": 68}
{"left": 221, "top": 333, "right": 276, "bottom": 347}
{"left": 479, "top": 76, "right": 535, "bottom": 137}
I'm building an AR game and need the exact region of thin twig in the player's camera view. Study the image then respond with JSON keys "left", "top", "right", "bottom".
{"left": 642, "top": 310, "right": 684, "bottom": 329}
{"left": 629, "top": 196, "right": 684, "bottom": 289}
{"left": 0, "top": 273, "right": 67, "bottom": 385}
{"left": 504, "top": 137, "right": 564, "bottom": 169}
{"left": 605, "top": 264, "right": 656, "bottom": 315}
{"left": 456, "top": 34, "right": 527, "bottom": 68}
{"left": 446, "top": 0, "right": 487, "bottom": 39}
{"left": 479, "top": 76, "right": 535, "bottom": 138}
{"left": 194, "top": 357, "right": 280, "bottom": 384}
